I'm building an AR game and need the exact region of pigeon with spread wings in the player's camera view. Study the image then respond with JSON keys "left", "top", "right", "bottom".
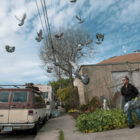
{"left": 54, "top": 33, "right": 63, "bottom": 39}
{"left": 47, "top": 67, "right": 53, "bottom": 73}
{"left": 5, "top": 45, "right": 15, "bottom": 53}
{"left": 69, "top": 61, "right": 89, "bottom": 85}
{"left": 75, "top": 16, "right": 84, "bottom": 24}
{"left": 70, "top": 0, "right": 76, "bottom": 3}
{"left": 15, "top": 13, "right": 26, "bottom": 26}
{"left": 96, "top": 33, "right": 104, "bottom": 45}
{"left": 35, "top": 29, "right": 43, "bottom": 42}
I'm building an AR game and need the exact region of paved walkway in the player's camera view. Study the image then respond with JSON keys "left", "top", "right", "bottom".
{"left": 35, "top": 112, "right": 140, "bottom": 140}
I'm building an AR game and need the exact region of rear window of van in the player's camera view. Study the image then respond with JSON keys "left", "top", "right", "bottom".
{"left": 0, "top": 91, "right": 10, "bottom": 102}
{"left": 13, "top": 91, "right": 28, "bottom": 102}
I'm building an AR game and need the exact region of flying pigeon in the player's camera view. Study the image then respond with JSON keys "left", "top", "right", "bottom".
{"left": 96, "top": 33, "right": 104, "bottom": 42}
{"left": 35, "top": 29, "right": 43, "bottom": 42}
{"left": 70, "top": 0, "right": 76, "bottom": 2}
{"left": 5, "top": 45, "right": 15, "bottom": 53}
{"left": 15, "top": 13, "right": 26, "bottom": 26}
{"left": 54, "top": 33, "right": 63, "bottom": 39}
{"left": 47, "top": 67, "right": 53, "bottom": 73}
{"left": 69, "top": 61, "right": 89, "bottom": 85}
{"left": 75, "top": 16, "right": 84, "bottom": 24}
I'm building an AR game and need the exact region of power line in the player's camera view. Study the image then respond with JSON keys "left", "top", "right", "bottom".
{"left": 35, "top": 0, "right": 57, "bottom": 63}
{"left": 35, "top": 0, "right": 46, "bottom": 37}
{"left": 42, "top": 0, "right": 56, "bottom": 61}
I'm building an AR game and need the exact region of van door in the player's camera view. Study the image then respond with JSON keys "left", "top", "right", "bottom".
{"left": 9, "top": 91, "right": 28, "bottom": 123}
{"left": 0, "top": 91, "right": 10, "bottom": 123}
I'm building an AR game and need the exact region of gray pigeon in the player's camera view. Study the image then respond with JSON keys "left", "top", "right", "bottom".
{"left": 5, "top": 45, "right": 15, "bottom": 53}
{"left": 15, "top": 13, "right": 26, "bottom": 26}
{"left": 35, "top": 29, "right": 43, "bottom": 42}
{"left": 47, "top": 67, "right": 53, "bottom": 73}
{"left": 54, "top": 33, "right": 63, "bottom": 39}
{"left": 69, "top": 61, "right": 89, "bottom": 85}
{"left": 70, "top": 0, "right": 76, "bottom": 2}
{"left": 96, "top": 33, "right": 104, "bottom": 42}
{"left": 75, "top": 16, "right": 84, "bottom": 24}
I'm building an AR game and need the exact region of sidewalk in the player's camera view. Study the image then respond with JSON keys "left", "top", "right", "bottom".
{"left": 35, "top": 112, "right": 140, "bottom": 140}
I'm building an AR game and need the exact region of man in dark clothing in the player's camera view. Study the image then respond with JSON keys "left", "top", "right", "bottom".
{"left": 121, "top": 76, "right": 140, "bottom": 129}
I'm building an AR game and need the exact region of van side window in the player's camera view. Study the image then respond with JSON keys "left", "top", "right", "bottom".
{"left": 34, "top": 93, "right": 44, "bottom": 103}
{"left": 42, "top": 92, "right": 48, "bottom": 99}
{"left": 0, "top": 91, "right": 10, "bottom": 102}
{"left": 13, "top": 91, "right": 28, "bottom": 102}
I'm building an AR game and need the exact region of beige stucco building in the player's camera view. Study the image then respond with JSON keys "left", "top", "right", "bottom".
{"left": 74, "top": 53, "right": 140, "bottom": 108}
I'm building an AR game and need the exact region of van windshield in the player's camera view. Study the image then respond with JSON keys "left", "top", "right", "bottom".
{"left": 0, "top": 91, "right": 10, "bottom": 102}
{"left": 13, "top": 91, "right": 28, "bottom": 102}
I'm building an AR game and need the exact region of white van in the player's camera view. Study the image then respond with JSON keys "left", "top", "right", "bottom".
{"left": 0, "top": 87, "right": 48, "bottom": 134}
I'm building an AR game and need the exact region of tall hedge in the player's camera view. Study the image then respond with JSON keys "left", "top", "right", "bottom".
{"left": 57, "top": 87, "right": 79, "bottom": 111}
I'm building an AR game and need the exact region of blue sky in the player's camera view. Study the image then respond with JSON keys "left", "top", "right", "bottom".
{"left": 0, "top": 0, "right": 140, "bottom": 85}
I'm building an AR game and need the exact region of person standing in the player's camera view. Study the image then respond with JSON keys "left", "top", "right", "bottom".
{"left": 121, "top": 76, "right": 140, "bottom": 129}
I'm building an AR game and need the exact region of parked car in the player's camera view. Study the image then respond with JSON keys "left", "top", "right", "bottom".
{"left": 0, "top": 87, "right": 48, "bottom": 133}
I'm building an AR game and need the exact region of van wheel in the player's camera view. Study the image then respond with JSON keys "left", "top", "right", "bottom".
{"left": 49, "top": 114, "right": 52, "bottom": 118}
{"left": 42, "top": 115, "right": 48, "bottom": 125}
{"left": 31, "top": 121, "right": 40, "bottom": 134}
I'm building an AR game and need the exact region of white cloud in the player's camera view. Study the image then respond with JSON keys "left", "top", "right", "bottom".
{"left": 0, "top": 0, "right": 140, "bottom": 84}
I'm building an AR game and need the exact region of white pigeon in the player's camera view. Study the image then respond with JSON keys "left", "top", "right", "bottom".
{"left": 15, "top": 13, "right": 26, "bottom": 26}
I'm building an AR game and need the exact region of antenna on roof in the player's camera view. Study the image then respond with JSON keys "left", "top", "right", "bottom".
{"left": 122, "top": 46, "right": 127, "bottom": 54}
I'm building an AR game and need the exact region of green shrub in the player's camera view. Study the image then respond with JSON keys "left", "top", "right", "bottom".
{"left": 76, "top": 108, "right": 139, "bottom": 133}
{"left": 57, "top": 87, "right": 79, "bottom": 111}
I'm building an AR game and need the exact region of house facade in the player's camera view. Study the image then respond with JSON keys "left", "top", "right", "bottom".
{"left": 74, "top": 53, "right": 140, "bottom": 108}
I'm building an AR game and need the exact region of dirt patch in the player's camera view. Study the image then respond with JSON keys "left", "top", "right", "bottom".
{"left": 69, "top": 112, "right": 81, "bottom": 120}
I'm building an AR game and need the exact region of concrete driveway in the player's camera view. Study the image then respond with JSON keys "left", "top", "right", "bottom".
{"left": 35, "top": 112, "right": 140, "bottom": 140}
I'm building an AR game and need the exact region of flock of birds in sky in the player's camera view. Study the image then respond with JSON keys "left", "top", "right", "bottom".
{"left": 4, "top": 0, "right": 104, "bottom": 85}
{"left": 5, "top": 0, "right": 104, "bottom": 54}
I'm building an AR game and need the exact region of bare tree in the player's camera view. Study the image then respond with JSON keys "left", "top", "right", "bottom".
{"left": 40, "top": 28, "right": 94, "bottom": 88}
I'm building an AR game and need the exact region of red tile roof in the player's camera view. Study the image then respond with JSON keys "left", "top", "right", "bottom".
{"left": 98, "top": 53, "right": 140, "bottom": 64}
